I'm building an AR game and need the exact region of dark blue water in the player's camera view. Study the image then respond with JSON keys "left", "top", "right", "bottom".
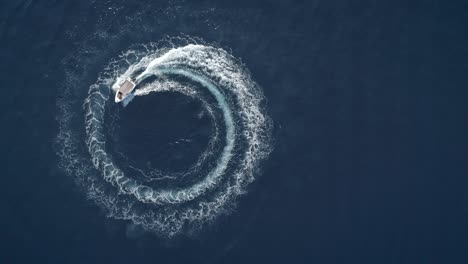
{"left": 1, "top": 0, "right": 468, "bottom": 263}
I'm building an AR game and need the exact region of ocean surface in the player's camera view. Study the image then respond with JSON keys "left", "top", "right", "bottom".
{"left": 1, "top": 0, "right": 467, "bottom": 263}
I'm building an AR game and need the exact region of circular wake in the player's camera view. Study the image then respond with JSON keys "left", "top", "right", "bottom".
{"left": 57, "top": 38, "right": 272, "bottom": 236}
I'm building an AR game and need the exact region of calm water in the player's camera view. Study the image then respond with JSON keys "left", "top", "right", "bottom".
{"left": 1, "top": 0, "right": 467, "bottom": 263}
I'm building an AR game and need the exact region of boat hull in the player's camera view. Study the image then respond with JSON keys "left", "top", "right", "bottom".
{"left": 115, "top": 79, "right": 136, "bottom": 103}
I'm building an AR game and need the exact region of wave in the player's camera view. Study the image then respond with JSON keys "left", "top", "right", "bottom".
{"left": 57, "top": 37, "right": 273, "bottom": 237}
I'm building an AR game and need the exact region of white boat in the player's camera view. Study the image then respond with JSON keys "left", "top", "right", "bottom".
{"left": 115, "top": 79, "right": 136, "bottom": 103}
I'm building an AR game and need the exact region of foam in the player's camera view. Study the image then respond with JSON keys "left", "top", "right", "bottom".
{"left": 57, "top": 38, "right": 273, "bottom": 236}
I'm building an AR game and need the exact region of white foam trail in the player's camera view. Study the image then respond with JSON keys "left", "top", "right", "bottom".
{"left": 58, "top": 39, "right": 273, "bottom": 236}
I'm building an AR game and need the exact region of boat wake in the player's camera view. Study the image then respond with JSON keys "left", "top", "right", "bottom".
{"left": 56, "top": 37, "right": 273, "bottom": 237}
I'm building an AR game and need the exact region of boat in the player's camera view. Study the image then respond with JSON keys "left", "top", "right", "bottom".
{"left": 115, "top": 79, "right": 136, "bottom": 103}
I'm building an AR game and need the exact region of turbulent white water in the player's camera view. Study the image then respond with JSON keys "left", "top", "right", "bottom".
{"left": 57, "top": 38, "right": 272, "bottom": 236}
